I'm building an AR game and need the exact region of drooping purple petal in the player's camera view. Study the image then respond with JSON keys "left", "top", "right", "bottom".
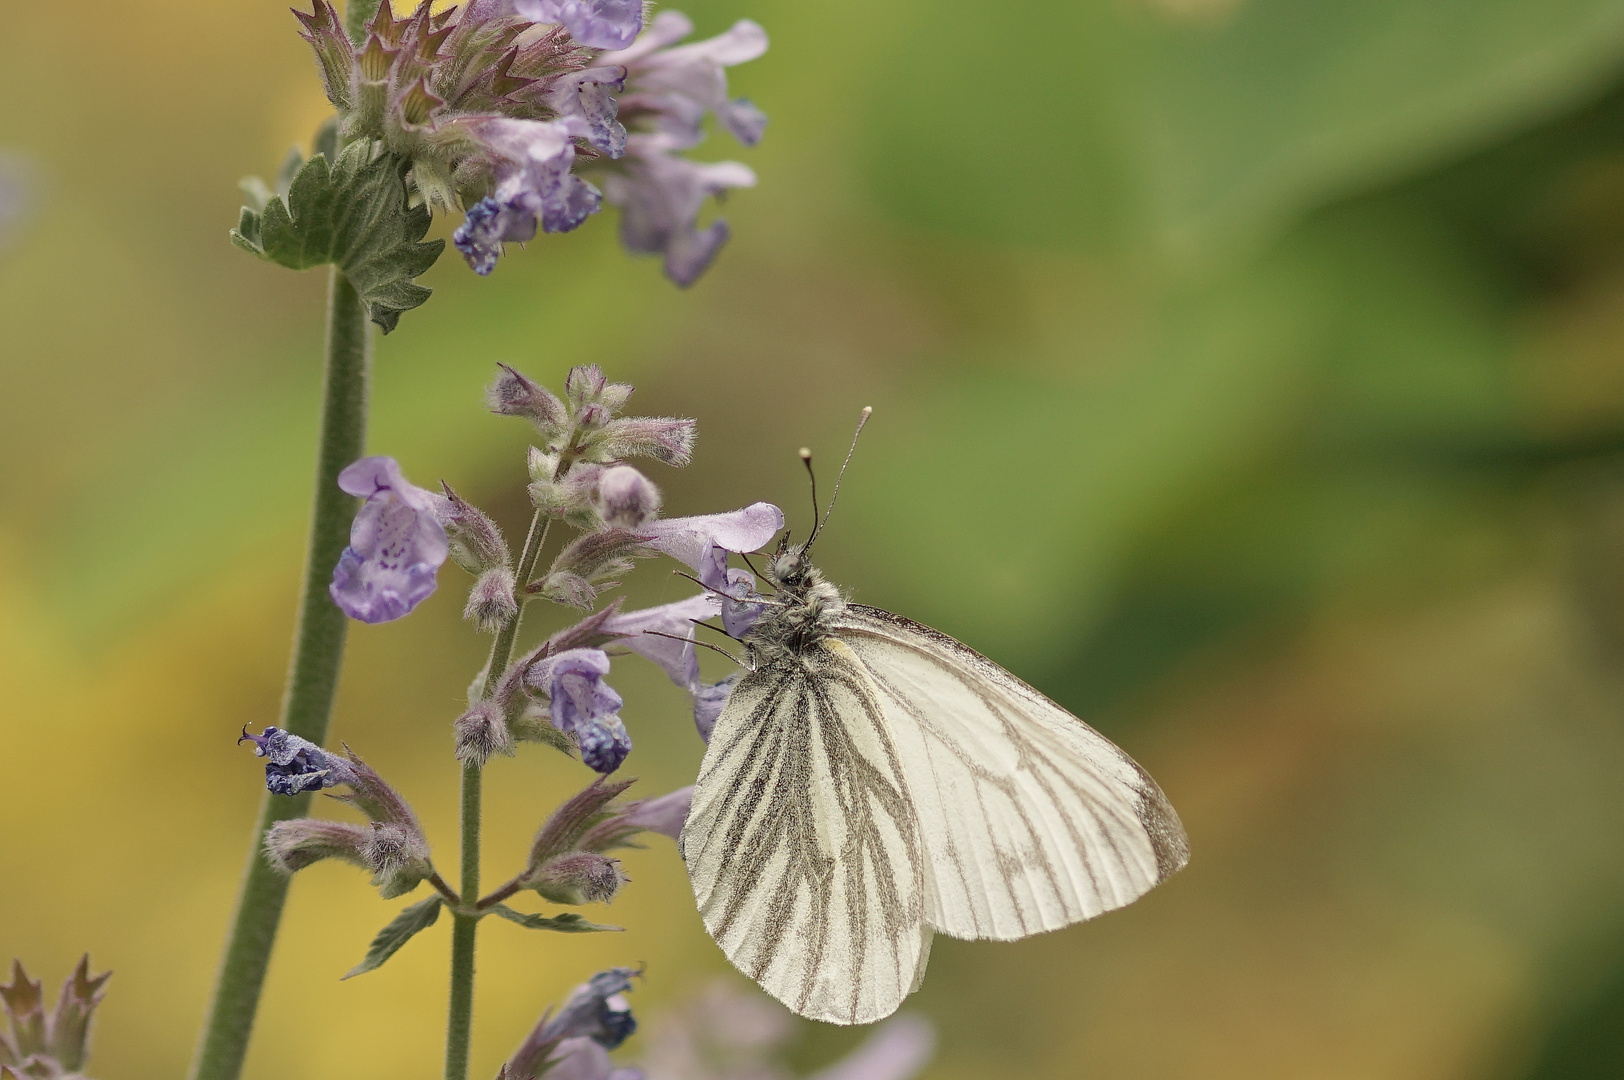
{"left": 330, "top": 457, "right": 449, "bottom": 624}
{"left": 620, "top": 786, "right": 693, "bottom": 839}
{"left": 719, "top": 566, "right": 766, "bottom": 638}
{"left": 239, "top": 726, "right": 356, "bottom": 796}
{"left": 455, "top": 119, "right": 603, "bottom": 274}
{"left": 641, "top": 502, "right": 783, "bottom": 571}
{"left": 807, "top": 1015, "right": 936, "bottom": 1080}
{"left": 514, "top": 0, "right": 643, "bottom": 49}
{"left": 540, "top": 969, "right": 640, "bottom": 1047}
{"left": 600, "top": 593, "right": 721, "bottom": 689}
{"left": 603, "top": 143, "right": 757, "bottom": 286}
{"left": 547, "top": 68, "right": 628, "bottom": 158}
{"left": 527, "top": 648, "right": 631, "bottom": 773}
{"left": 692, "top": 673, "right": 740, "bottom": 742}
{"left": 717, "top": 98, "right": 768, "bottom": 146}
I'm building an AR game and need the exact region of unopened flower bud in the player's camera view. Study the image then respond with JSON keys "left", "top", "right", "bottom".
{"left": 490, "top": 364, "right": 567, "bottom": 431}
{"left": 527, "top": 852, "right": 629, "bottom": 905}
{"left": 464, "top": 566, "right": 519, "bottom": 632}
{"left": 45, "top": 956, "right": 109, "bottom": 1072}
{"left": 576, "top": 402, "right": 611, "bottom": 433}
{"left": 564, "top": 364, "right": 609, "bottom": 408}
{"left": 528, "top": 445, "right": 561, "bottom": 482}
{"left": 361, "top": 822, "right": 434, "bottom": 899}
{"left": 586, "top": 416, "right": 696, "bottom": 466}
{"left": 0, "top": 963, "right": 45, "bottom": 1059}
{"left": 454, "top": 699, "right": 515, "bottom": 768}
{"left": 531, "top": 570, "right": 598, "bottom": 610}
{"left": 0, "top": 959, "right": 110, "bottom": 1077}
{"left": 547, "top": 528, "right": 652, "bottom": 586}
{"left": 264, "top": 817, "right": 372, "bottom": 874}
{"left": 590, "top": 465, "right": 662, "bottom": 529}
{"left": 438, "top": 483, "right": 510, "bottom": 574}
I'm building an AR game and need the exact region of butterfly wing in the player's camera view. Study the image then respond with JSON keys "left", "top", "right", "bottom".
{"left": 680, "top": 638, "right": 932, "bottom": 1024}
{"left": 834, "top": 605, "right": 1189, "bottom": 942}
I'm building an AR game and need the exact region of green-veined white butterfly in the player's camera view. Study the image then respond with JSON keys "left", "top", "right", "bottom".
{"left": 678, "top": 411, "right": 1189, "bottom": 1024}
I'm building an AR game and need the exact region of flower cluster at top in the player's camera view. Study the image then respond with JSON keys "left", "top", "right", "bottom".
{"left": 296, "top": 0, "right": 767, "bottom": 285}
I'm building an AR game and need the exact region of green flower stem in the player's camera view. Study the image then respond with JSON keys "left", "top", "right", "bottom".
{"left": 444, "top": 507, "right": 554, "bottom": 1080}
{"left": 189, "top": 268, "right": 370, "bottom": 1080}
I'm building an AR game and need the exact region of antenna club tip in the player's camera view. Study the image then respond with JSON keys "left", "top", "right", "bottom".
{"left": 861, "top": 406, "right": 873, "bottom": 417}
{"left": 798, "top": 447, "right": 813, "bottom": 461}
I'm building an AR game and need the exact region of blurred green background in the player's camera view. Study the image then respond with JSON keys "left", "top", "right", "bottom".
{"left": 10, "top": 0, "right": 1624, "bottom": 1077}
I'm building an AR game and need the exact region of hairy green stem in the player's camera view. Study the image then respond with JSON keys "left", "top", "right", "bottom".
{"left": 443, "top": 506, "right": 554, "bottom": 1080}
{"left": 188, "top": 269, "right": 370, "bottom": 1080}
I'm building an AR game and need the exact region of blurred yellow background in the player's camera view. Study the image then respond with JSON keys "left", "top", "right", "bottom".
{"left": 9, "top": 0, "right": 1624, "bottom": 1077}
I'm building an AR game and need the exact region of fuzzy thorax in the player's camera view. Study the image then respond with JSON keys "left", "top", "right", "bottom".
{"left": 746, "top": 559, "right": 845, "bottom": 663}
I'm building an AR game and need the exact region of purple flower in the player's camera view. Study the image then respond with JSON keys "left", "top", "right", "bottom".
{"left": 329, "top": 457, "right": 449, "bottom": 624}
{"left": 600, "top": 594, "right": 746, "bottom": 739}
{"left": 527, "top": 648, "right": 630, "bottom": 773}
{"left": 619, "top": 786, "right": 693, "bottom": 840}
{"left": 590, "top": 14, "right": 770, "bottom": 285}
{"left": 639, "top": 503, "right": 783, "bottom": 570}
{"left": 643, "top": 502, "right": 782, "bottom": 634}
{"left": 239, "top": 725, "right": 355, "bottom": 796}
{"left": 453, "top": 120, "right": 602, "bottom": 276}
{"left": 606, "top": 15, "right": 770, "bottom": 146}
{"left": 692, "top": 673, "right": 739, "bottom": 742}
{"left": 601, "top": 143, "right": 757, "bottom": 286}
{"left": 547, "top": 68, "right": 630, "bottom": 158}
{"left": 513, "top": 0, "right": 644, "bottom": 50}
{"left": 601, "top": 593, "right": 720, "bottom": 689}
{"left": 504, "top": 969, "right": 643, "bottom": 1080}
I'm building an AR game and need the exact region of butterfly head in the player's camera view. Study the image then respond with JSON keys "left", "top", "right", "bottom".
{"left": 767, "top": 533, "right": 813, "bottom": 591}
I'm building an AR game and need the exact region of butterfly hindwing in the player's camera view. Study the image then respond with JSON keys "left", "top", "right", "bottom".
{"left": 834, "top": 605, "right": 1189, "bottom": 942}
{"left": 681, "top": 638, "right": 931, "bottom": 1024}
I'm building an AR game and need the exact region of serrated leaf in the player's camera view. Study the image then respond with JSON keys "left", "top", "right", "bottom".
{"left": 228, "top": 140, "right": 444, "bottom": 333}
{"left": 488, "top": 904, "right": 621, "bottom": 934}
{"left": 341, "top": 896, "right": 443, "bottom": 979}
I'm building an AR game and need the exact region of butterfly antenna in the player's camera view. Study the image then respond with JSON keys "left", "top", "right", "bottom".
{"left": 800, "top": 447, "right": 819, "bottom": 538}
{"left": 805, "top": 406, "right": 872, "bottom": 553}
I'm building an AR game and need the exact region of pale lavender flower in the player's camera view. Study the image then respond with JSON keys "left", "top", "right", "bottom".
{"left": 504, "top": 969, "right": 642, "bottom": 1080}
{"left": 618, "top": 786, "right": 693, "bottom": 840}
{"left": 692, "top": 672, "right": 740, "bottom": 742}
{"left": 238, "top": 725, "right": 355, "bottom": 796}
{"left": 601, "top": 593, "right": 719, "bottom": 689}
{"left": 538, "top": 1037, "right": 644, "bottom": 1080}
{"left": 640, "top": 503, "right": 783, "bottom": 570}
{"left": 527, "top": 648, "right": 630, "bottom": 773}
{"left": 513, "top": 0, "right": 644, "bottom": 50}
{"left": 591, "top": 13, "right": 769, "bottom": 285}
{"left": 329, "top": 456, "right": 449, "bottom": 624}
{"left": 453, "top": 119, "right": 602, "bottom": 275}
{"left": 805, "top": 1016, "right": 935, "bottom": 1080}
{"left": 600, "top": 593, "right": 749, "bottom": 739}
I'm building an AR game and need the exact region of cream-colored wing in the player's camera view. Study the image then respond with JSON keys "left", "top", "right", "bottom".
{"left": 835, "top": 606, "right": 1188, "bottom": 941}
{"left": 680, "top": 638, "right": 933, "bottom": 1024}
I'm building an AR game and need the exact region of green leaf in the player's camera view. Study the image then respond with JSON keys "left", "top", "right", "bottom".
{"left": 230, "top": 139, "right": 444, "bottom": 333}
{"left": 341, "top": 896, "right": 443, "bottom": 979}
{"left": 488, "top": 904, "right": 621, "bottom": 934}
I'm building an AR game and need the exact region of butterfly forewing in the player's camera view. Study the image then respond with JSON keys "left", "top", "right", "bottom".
{"left": 682, "top": 638, "right": 931, "bottom": 1024}
{"left": 834, "top": 605, "right": 1189, "bottom": 942}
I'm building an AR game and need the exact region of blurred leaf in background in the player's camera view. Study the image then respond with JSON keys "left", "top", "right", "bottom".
{"left": 10, "top": 1, "right": 1624, "bottom": 1079}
